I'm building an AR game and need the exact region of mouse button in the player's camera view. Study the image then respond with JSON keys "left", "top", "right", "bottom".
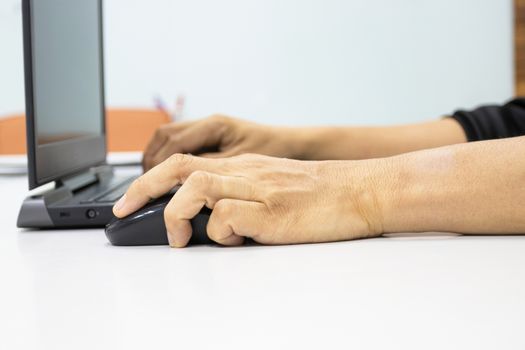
{"left": 106, "top": 216, "right": 118, "bottom": 227}
{"left": 105, "top": 216, "right": 133, "bottom": 235}
{"left": 106, "top": 206, "right": 154, "bottom": 229}
{"left": 133, "top": 205, "right": 165, "bottom": 224}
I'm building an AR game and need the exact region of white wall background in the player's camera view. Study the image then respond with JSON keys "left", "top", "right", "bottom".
{"left": 0, "top": 0, "right": 514, "bottom": 126}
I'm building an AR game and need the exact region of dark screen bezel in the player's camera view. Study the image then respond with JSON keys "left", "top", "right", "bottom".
{"left": 22, "top": 0, "right": 107, "bottom": 190}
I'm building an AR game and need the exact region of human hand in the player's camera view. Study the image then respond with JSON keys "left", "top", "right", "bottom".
{"left": 114, "top": 153, "right": 392, "bottom": 247}
{"left": 142, "top": 115, "right": 309, "bottom": 171}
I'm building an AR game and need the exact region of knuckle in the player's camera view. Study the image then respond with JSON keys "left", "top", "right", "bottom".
{"left": 208, "top": 114, "right": 233, "bottom": 127}
{"left": 206, "top": 201, "right": 233, "bottom": 241}
{"left": 167, "top": 134, "right": 180, "bottom": 144}
{"left": 155, "top": 124, "right": 170, "bottom": 136}
{"left": 213, "top": 200, "right": 233, "bottom": 218}
{"left": 167, "top": 153, "right": 193, "bottom": 168}
{"left": 209, "top": 114, "right": 227, "bottom": 122}
{"left": 264, "top": 190, "right": 287, "bottom": 213}
{"left": 185, "top": 170, "right": 212, "bottom": 188}
{"left": 206, "top": 223, "right": 221, "bottom": 241}
{"left": 231, "top": 153, "right": 252, "bottom": 162}
{"left": 131, "top": 176, "right": 153, "bottom": 196}
{"left": 233, "top": 153, "right": 249, "bottom": 160}
{"left": 234, "top": 153, "right": 263, "bottom": 161}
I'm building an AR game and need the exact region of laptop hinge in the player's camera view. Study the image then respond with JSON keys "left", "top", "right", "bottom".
{"left": 57, "top": 165, "right": 113, "bottom": 193}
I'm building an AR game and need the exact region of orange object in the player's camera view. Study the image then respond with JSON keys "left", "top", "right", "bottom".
{"left": 0, "top": 109, "right": 171, "bottom": 155}
{"left": 0, "top": 115, "right": 26, "bottom": 154}
{"left": 106, "top": 109, "right": 171, "bottom": 152}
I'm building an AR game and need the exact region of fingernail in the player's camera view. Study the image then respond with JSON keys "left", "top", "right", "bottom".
{"left": 113, "top": 194, "right": 127, "bottom": 213}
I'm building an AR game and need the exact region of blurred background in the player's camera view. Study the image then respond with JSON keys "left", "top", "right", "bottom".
{"left": 0, "top": 0, "right": 515, "bottom": 130}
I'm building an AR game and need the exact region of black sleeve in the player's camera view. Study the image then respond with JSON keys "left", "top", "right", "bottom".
{"left": 450, "top": 98, "right": 525, "bottom": 141}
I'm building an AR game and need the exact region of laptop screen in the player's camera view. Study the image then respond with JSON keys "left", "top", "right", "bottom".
{"left": 32, "top": 0, "right": 103, "bottom": 145}
{"left": 23, "top": 0, "right": 107, "bottom": 189}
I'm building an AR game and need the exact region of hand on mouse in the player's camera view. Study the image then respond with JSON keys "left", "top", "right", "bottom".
{"left": 114, "top": 153, "right": 395, "bottom": 247}
{"left": 142, "top": 115, "right": 312, "bottom": 171}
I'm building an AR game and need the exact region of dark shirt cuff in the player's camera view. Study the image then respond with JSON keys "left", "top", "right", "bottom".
{"left": 450, "top": 98, "right": 525, "bottom": 142}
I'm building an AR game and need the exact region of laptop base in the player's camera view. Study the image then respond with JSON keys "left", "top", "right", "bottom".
{"left": 17, "top": 165, "right": 135, "bottom": 228}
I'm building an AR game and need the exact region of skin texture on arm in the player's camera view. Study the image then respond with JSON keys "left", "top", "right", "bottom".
{"left": 381, "top": 135, "right": 525, "bottom": 235}
{"left": 115, "top": 136, "right": 525, "bottom": 247}
{"left": 142, "top": 115, "right": 467, "bottom": 170}
{"left": 299, "top": 117, "right": 467, "bottom": 160}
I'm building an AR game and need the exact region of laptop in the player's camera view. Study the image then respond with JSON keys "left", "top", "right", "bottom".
{"left": 17, "top": 0, "right": 137, "bottom": 228}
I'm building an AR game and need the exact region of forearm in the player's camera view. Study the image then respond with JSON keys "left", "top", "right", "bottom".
{"left": 291, "top": 118, "right": 467, "bottom": 160}
{"left": 378, "top": 136, "right": 525, "bottom": 234}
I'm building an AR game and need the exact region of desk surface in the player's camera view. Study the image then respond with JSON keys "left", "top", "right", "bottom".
{"left": 1, "top": 162, "right": 525, "bottom": 350}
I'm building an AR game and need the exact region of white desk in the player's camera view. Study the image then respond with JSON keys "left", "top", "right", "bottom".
{"left": 1, "top": 161, "right": 525, "bottom": 350}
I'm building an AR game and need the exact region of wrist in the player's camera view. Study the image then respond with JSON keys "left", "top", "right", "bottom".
{"left": 354, "top": 157, "right": 400, "bottom": 236}
{"left": 377, "top": 148, "right": 458, "bottom": 234}
{"left": 274, "top": 126, "right": 372, "bottom": 161}
{"left": 298, "top": 127, "right": 372, "bottom": 160}
{"left": 280, "top": 127, "right": 354, "bottom": 160}
{"left": 323, "top": 158, "right": 398, "bottom": 238}
{"left": 271, "top": 126, "right": 321, "bottom": 160}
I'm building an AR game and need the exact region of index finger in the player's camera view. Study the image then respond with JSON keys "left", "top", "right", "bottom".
{"left": 113, "top": 154, "right": 226, "bottom": 218}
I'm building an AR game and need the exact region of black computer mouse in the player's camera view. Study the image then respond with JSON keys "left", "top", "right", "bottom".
{"left": 105, "top": 192, "right": 213, "bottom": 246}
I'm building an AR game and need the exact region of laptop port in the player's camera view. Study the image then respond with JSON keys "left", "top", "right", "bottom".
{"left": 86, "top": 209, "right": 98, "bottom": 219}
